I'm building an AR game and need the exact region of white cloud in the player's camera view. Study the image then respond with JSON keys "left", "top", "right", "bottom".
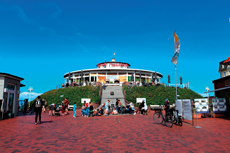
{"left": 19, "top": 92, "right": 43, "bottom": 101}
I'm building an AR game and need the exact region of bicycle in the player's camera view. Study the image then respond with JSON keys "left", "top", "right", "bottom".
{"left": 172, "top": 108, "right": 183, "bottom": 126}
{"left": 153, "top": 105, "right": 173, "bottom": 127}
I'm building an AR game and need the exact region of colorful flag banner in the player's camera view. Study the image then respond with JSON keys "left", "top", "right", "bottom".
{"left": 171, "top": 32, "right": 180, "bottom": 65}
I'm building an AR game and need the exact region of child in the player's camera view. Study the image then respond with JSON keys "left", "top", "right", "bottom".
{"left": 73, "top": 102, "right": 77, "bottom": 118}
{"left": 49, "top": 103, "right": 55, "bottom": 116}
{"left": 111, "top": 108, "right": 118, "bottom": 115}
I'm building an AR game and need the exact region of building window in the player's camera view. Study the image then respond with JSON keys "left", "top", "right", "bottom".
{"left": 7, "top": 84, "right": 15, "bottom": 90}
{"left": 223, "top": 72, "right": 226, "bottom": 77}
{"left": 222, "top": 65, "right": 225, "bottom": 69}
{"left": 229, "top": 70, "right": 230, "bottom": 76}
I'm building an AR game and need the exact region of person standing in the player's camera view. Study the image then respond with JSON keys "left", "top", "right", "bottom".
{"left": 164, "top": 99, "right": 170, "bottom": 110}
{"left": 81, "top": 102, "right": 86, "bottom": 117}
{"left": 136, "top": 102, "right": 142, "bottom": 114}
{"left": 73, "top": 102, "right": 77, "bottom": 118}
{"left": 164, "top": 99, "right": 170, "bottom": 115}
{"left": 65, "top": 98, "right": 69, "bottom": 115}
{"left": 42, "top": 99, "right": 46, "bottom": 113}
{"left": 116, "top": 99, "right": 119, "bottom": 112}
{"left": 35, "top": 96, "right": 43, "bottom": 125}
{"left": 44, "top": 98, "right": 48, "bottom": 112}
{"left": 104, "top": 100, "right": 110, "bottom": 115}
{"left": 85, "top": 101, "right": 89, "bottom": 117}
{"left": 61, "top": 99, "right": 66, "bottom": 115}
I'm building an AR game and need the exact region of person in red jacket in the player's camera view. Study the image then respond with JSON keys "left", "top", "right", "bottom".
{"left": 65, "top": 98, "right": 69, "bottom": 115}
{"left": 61, "top": 99, "right": 66, "bottom": 115}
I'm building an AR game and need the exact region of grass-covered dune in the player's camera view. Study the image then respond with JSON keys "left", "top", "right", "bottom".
{"left": 123, "top": 85, "right": 203, "bottom": 105}
{"left": 31, "top": 86, "right": 101, "bottom": 106}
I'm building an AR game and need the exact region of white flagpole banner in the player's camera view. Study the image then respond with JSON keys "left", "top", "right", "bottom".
{"left": 171, "top": 32, "right": 180, "bottom": 65}
{"left": 182, "top": 99, "right": 192, "bottom": 121}
{"left": 176, "top": 99, "right": 183, "bottom": 116}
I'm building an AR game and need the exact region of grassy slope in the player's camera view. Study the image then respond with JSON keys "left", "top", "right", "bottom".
{"left": 31, "top": 86, "right": 100, "bottom": 106}
{"left": 123, "top": 85, "right": 203, "bottom": 105}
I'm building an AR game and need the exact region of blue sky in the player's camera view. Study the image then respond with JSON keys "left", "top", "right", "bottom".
{"left": 0, "top": 0, "right": 229, "bottom": 100}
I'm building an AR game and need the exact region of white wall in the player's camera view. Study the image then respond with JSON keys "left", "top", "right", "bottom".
{"left": 0, "top": 77, "right": 4, "bottom": 99}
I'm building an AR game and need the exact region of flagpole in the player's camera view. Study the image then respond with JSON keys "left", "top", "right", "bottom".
{"left": 175, "top": 64, "right": 177, "bottom": 101}
{"left": 174, "top": 31, "right": 177, "bottom": 102}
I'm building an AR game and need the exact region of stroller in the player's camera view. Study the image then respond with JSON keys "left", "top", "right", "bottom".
{"left": 55, "top": 104, "right": 60, "bottom": 116}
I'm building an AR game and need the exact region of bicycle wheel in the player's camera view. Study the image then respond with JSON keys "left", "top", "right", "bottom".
{"left": 173, "top": 116, "right": 177, "bottom": 124}
{"left": 165, "top": 114, "right": 173, "bottom": 127}
{"left": 179, "top": 117, "right": 183, "bottom": 126}
{"left": 153, "top": 112, "right": 163, "bottom": 124}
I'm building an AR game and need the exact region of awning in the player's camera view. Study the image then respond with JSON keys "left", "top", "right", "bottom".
{"left": 20, "top": 84, "right": 26, "bottom": 87}
{"left": 204, "top": 86, "right": 230, "bottom": 93}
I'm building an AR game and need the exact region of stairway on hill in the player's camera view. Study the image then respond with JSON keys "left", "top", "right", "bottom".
{"left": 101, "top": 86, "right": 125, "bottom": 107}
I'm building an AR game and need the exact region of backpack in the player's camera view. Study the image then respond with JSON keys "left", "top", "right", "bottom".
{"left": 35, "top": 99, "right": 41, "bottom": 108}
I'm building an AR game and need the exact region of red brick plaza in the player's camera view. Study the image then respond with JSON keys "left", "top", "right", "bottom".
{"left": 0, "top": 110, "right": 230, "bottom": 153}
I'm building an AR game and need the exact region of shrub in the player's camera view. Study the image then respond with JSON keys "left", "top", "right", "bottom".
{"left": 31, "top": 86, "right": 100, "bottom": 107}
{"left": 123, "top": 85, "right": 203, "bottom": 105}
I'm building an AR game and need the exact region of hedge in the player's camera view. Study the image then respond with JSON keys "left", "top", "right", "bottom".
{"left": 123, "top": 85, "right": 203, "bottom": 106}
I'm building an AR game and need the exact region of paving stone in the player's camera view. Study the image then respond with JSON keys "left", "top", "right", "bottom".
{"left": 0, "top": 111, "right": 230, "bottom": 152}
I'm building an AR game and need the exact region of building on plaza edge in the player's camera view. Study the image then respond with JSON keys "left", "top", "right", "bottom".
{"left": 211, "top": 56, "right": 230, "bottom": 116}
{"left": 0, "top": 73, "right": 25, "bottom": 119}
{"left": 64, "top": 57, "right": 163, "bottom": 85}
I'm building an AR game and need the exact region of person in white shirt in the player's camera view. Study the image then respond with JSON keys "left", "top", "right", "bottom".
{"left": 111, "top": 108, "right": 118, "bottom": 115}
{"left": 129, "top": 102, "right": 136, "bottom": 115}
{"left": 104, "top": 100, "right": 110, "bottom": 115}
{"left": 140, "top": 101, "right": 147, "bottom": 115}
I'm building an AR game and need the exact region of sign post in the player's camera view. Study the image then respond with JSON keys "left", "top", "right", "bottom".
{"left": 194, "top": 108, "right": 202, "bottom": 128}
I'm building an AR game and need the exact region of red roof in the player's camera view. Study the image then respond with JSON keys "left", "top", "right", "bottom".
{"left": 223, "top": 56, "right": 230, "bottom": 63}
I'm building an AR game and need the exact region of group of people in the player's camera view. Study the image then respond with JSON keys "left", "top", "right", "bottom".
{"left": 34, "top": 96, "right": 72, "bottom": 125}
{"left": 135, "top": 100, "right": 148, "bottom": 114}
{"left": 80, "top": 99, "right": 138, "bottom": 117}
{"left": 61, "top": 81, "right": 95, "bottom": 88}
{"left": 81, "top": 101, "right": 94, "bottom": 117}
{"left": 42, "top": 98, "right": 69, "bottom": 117}
{"left": 48, "top": 98, "right": 70, "bottom": 116}
{"left": 34, "top": 95, "right": 170, "bottom": 125}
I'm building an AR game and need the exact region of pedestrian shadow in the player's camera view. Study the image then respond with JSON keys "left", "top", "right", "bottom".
{"left": 73, "top": 116, "right": 80, "bottom": 118}
{"left": 152, "top": 122, "right": 160, "bottom": 125}
{"left": 41, "top": 121, "right": 53, "bottom": 123}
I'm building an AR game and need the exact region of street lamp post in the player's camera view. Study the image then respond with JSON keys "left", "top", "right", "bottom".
{"left": 205, "top": 86, "right": 210, "bottom": 98}
{"left": 28, "top": 87, "right": 33, "bottom": 107}
{"left": 205, "top": 86, "right": 211, "bottom": 117}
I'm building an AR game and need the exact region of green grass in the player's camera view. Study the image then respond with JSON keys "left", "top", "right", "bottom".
{"left": 123, "top": 85, "right": 203, "bottom": 106}
{"left": 31, "top": 86, "right": 100, "bottom": 106}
